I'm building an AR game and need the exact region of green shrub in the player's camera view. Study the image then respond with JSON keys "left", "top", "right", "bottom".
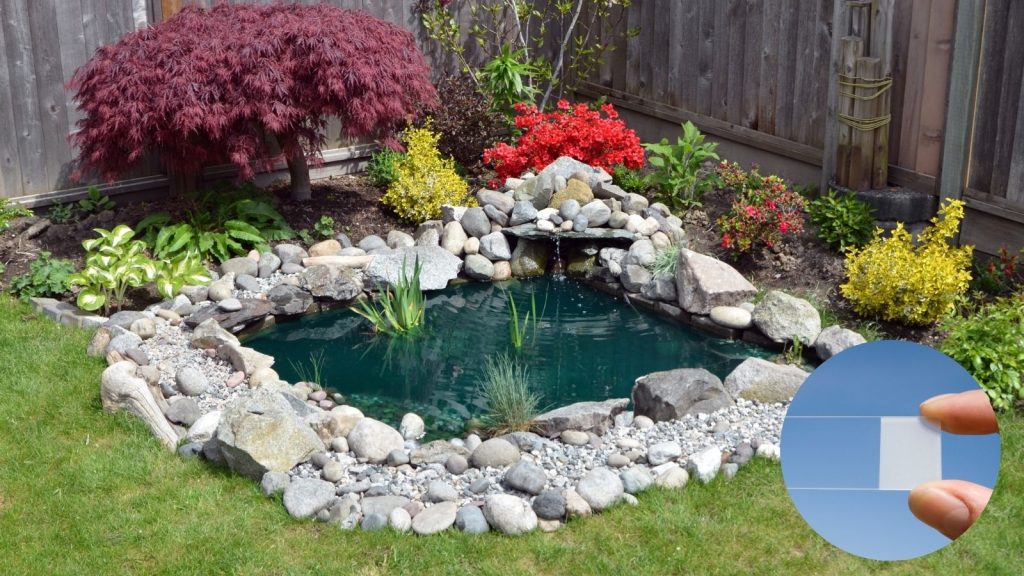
{"left": 382, "top": 126, "right": 473, "bottom": 223}
{"left": 841, "top": 199, "right": 973, "bottom": 325}
{"left": 612, "top": 164, "right": 648, "bottom": 195}
{"left": 0, "top": 198, "right": 32, "bottom": 232}
{"left": 366, "top": 148, "right": 406, "bottom": 188}
{"left": 808, "top": 190, "right": 875, "bottom": 252}
{"left": 940, "top": 295, "right": 1024, "bottom": 411}
{"left": 77, "top": 186, "right": 115, "bottom": 214}
{"left": 353, "top": 258, "right": 426, "bottom": 337}
{"left": 8, "top": 252, "right": 76, "bottom": 301}
{"left": 478, "top": 353, "right": 542, "bottom": 435}
{"left": 479, "top": 44, "right": 540, "bottom": 118}
{"left": 643, "top": 121, "right": 720, "bottom": 211}
{"left": 314, "top": 215, "right": 335, "bottom": 239}
{"left": 47, "top": 203, "right": 74, "bottom": 224}
{"left": 136, "top": 183, "right": 293, "bottom": 263}
{"left": 649, "top": 244, "right": 681, "bottom": 276}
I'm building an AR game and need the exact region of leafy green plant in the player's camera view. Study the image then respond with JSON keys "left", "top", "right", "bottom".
{"left": 152, "top": 251, "right": 212, "bottom": 301}
{"left": 353, "top": 258, "right": 425, "bottom": 337}
{"left": 46, "top": 203, "right": 74, "bottom": 224}
{"left": 77, "top": 186, "right": 116, "bottom": 214}
{"left": 612, "top": 164, "right": 648, "bottom": 195}
{"left": 136, "top": 183, "right": 294, "bottom": 263}
{"left": 479, "top": 44, "right": 540, "bottom": 117}
{"left": 644, "top": 121, "right": 720, "bottom": 211}
{"left": 366, "top": 148, "right": 406, "bottom": 188}
{"left": 478, "top": 353, "right": 542, "bottom": 435}
{"left": 940, "top": 294, "right": 1024, "bottom": 411}
{"left": 506, "top": 290, "right": 539, "bottom": 352}
{"left": 382, "top": 125, "right": 472, "bottom": 223}
{"left": 782, "top": 336, "right": 804, "bottom": 366}
{"left": 650, "top": 244, "right": 681, "bottom": 276}
{"left": 314, "top": 215, "right": 335, "bottom": 239}
{"left": 808, "top": 190, "right": 875, "bottom": 252}
{"left": 971, "top": 245, "right": 1022, "bottom": 296}
{"left": 296, "top": 229, "right": 314, "bottom": 245}
{"left": 0, "top": 198, "right": 32, "bottom": 232}
{"left": 7, "top": 252, "right": 76, "bottom": 301}
{"left": 67, "top": 225, "right": 158, "bottom": 314}
{"left": 289, "top": 349, "right": 327, "bottom": 390}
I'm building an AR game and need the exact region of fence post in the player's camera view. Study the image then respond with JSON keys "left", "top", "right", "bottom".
{"left": 937, "top": 0, "right": 986, "bottom": 205}
{"left": 821, "top": 0, "right": 852, "bottom": 195}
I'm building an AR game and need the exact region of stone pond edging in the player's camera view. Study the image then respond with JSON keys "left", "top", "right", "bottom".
{"left": 32, "top": 156, "right": 872, "bottom": 536}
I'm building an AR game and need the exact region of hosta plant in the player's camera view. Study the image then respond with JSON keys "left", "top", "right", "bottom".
{"left": 67, "top": 225, "right": 159, "bottom": 313}
{"left": 153, "top": 251, "right": 212, "bottom": 302}
{"left": 644, "top": 121, "right": 721, "bottom": 211}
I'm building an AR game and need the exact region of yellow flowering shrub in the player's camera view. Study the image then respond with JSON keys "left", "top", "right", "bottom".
{"left": 840, "top": 199, "right": 973, "bottom": 325}
{"left": 382, "top": 126, "right": 473, "bottom": 223}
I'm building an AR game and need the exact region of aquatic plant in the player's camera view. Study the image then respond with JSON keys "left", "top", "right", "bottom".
{"left": 506, "top": 290, "right": 539, "bottom": 352}
{"left": 353, "top": 258, "right": 426, "bottom": 337}
{"left": 289, "top": 349, "right": 327, "bottom": 390}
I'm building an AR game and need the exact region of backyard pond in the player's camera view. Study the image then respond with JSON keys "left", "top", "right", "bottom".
{"left": 245, "top": 277, "right": 773, "bottom": 438}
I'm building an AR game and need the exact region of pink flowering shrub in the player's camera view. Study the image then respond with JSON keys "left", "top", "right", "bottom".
{"left": 718, "top": 174, "right": 807, "bottom": 255}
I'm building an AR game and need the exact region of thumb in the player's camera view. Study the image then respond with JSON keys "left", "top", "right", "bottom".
{"left": 908, "top": 480, "right": 993, "bottom": 540}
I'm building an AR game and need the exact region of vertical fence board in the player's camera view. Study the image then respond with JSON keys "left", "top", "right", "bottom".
{"left": 913, "top": 0, "right": 955, "bottom": 177}
{"left": 967, "top": 0, "right": 1009, "bottom": 192}
{"left": 0, "top": 13, "right": 22, "bottom": 198}
{"left": 55, "top": 1, "right": 86, "bottom": 130}
{"left": 757, "top": 0, "right": 779, "bottom": 136}
{"left": 678, "top": 0, "right": 699, "bottom": 111}
{"left": 897, "top": 0, "right": 931, "bottom": 171}
{"left": 2, "top": 0, "right": 46, "bottom": 194}
{"left": 774, "top": 0, "right": 798, "bottom": 141}
{"left": 888, "top": 0, "right": 913, "bottom": 166}
{"left": 725, "top": 0, "right": 746, "bottom": 126}
{"left": 1006, "top": 80, "right": 1024, "bottom": 204}
{"left": 740, "top": 0, "right": 763, "bottom": 130}
{"left": 27, "top": 0, "right": 71, "bottom": 192}
{"left": 710, "top": 1, "right": 728, "bottom": 120}
{"left": 696, "top": 0, "right": 715, "bottom": 116}
{"left": 989, "top": 0, "right": 1024, "bottom": 198}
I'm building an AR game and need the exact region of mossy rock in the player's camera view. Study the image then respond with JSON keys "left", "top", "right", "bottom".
{"left": 510, "top": 239, "right": 552, "bottom": 278}
{"left": 566, "top": 254, "right": 597, "bottom": 278}
{"left": 548, "top": 179, "right": 594, "bottom": 210}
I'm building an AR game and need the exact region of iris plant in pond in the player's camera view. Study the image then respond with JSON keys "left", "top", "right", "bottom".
{"left": 353, "top": 258, "right": 426, "bottom": 337}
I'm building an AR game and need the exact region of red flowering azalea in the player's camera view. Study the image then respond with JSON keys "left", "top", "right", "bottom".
{"left": 718, "top": 174, "right": 806, "bottom": 255}
{"left": 483, "top": 100, "right": 645, "bottom": 184}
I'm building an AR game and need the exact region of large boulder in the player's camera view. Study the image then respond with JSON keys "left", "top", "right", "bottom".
{"left": 283, "top": 478, "right": 336, "bottom": 519}
{"left": 184, "top": 298, "right": 273, "bottom": 331}
{"left": 471, "top": 438, "right": 521, "bottom": 468}
{"left": 632, "top": 368, "right": 734, "bottom": 422}
{"left": 266, "top": 284, "right": 314, "bottom": 316}
{"left": 347, "top": 418, "right": 405, "bottom": 464}
{"left": 575, "top": 467, "right": 623, "bottom": 512}
{"left": 814, "top": 325, "right": 867, "bottom": 360}
{"left": 460, "top": 207, "right": 492, "bottom": 238}
{"left": 479, "top": 232, "right": 512, "bottom": 261}
{"left": 477, "top": 189, "right": 515, "bottom": 214}
{"left": 463, "top": 254, "right": 495, "bottom": 281}
{"left": 299, "top": 265, "right": 364, "bottom": 301}
{"left": 752, "top": 291, "right": 822, "bottom": 345}
{"left": 483, "top": 494, "right": 537, "bottom": 535}
{"left": 509, "top": 239, "right": 551, "bottom": 278}
{"left": 364, "top": 246, "right": 463, "bottom": 291}
{"left": 214, "top": 388, "right": 325, "bottom": 480}
{"left": 548, "top": 179, "right": 595, "bottom": 209}
{"left": 532, "top": 399, "right": 630, "bottom": 438}
{"left": 441, "top": 221, "right": 469, "bottom": 256}
{"left": 675, "top": 249, "right": 756, "bottom": 315}
{"left": 723, "top": 358, "right": 809, "bottom": 403}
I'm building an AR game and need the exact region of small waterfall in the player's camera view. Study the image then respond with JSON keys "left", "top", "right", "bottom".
{"left": 552, "top": 236, "right": 565, "bottom": 281}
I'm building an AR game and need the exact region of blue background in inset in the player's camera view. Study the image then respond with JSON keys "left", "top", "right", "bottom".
{"left": 782, "top": 341, "right": 1002, "bottom": 561}
{"left": 782, "top": 418, "right": 879, "bottom": 489}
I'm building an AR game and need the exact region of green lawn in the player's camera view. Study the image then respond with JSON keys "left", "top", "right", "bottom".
{"left": 1, "top": 295, "right": 1021, "bottom": 575}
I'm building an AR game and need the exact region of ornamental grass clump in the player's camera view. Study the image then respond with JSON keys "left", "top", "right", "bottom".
{"left": 478, "top": 353, "right": 542, "bottom": 435}
{"left": 381, "top": 126, "right": 473, "bottom": 223}
{"left": 353, "top": 258, "right": 426, "bottom": 337}
{"left": 841, "top": 199, "right": 973, "bottom": 325}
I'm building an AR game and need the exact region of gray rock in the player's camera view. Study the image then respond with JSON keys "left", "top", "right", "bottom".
{"left": 175, "top": 366, "right": 209, "bottom": 396}
{"left": 410, "top": 440, "right": 472, "bottom": 467}
{"left": 641, "top": 273, "right": 678, "bottom": 302}
{"left": 560, "top": 430, "right": 589, "bottom": 446}
{"left": 570, "top": 214, "right": 587, "bottom": 232}
{"left": 471, "top": 438, "right": 521, "bottom": 468}
{"left": 576, "top": 467, "right": 624, "bottom": 512}
{"left": 258, "top": 252, "right": 282, "bottom": 278}
{"left": 608, "top": 211, "right": 629, "bottom": 229}
{"left": 414, "top": 228, "right": 440, "bottom": 247}
{"left": 185, "top": 410, "right": 221, "bottom": 443}
{"left": 441, "top": 205, "right": 468, "bottom": 225}
{"left": 283, "top": 478, "right": 336, "bottom": 519}
{"left": 532, "top": 490, "right": 566, "bottom": 520}
{"left": 266, "top": 284, "right": 313, "bottom": 316}
{"left": 412, "top": 501, "right": 458, "bottom": 535}
{"left": 752, "top": 291, "right": 822, "bottom": 345}
{"left": 503, "top": 460, "right": 547, "bottom": 495}
{"left": 483, "top": 204, "right": 509, "bottom": 227}
{"left": 620, "top": 467, "right": 654, "bottom": 494}
{"left": 105, "top": 310, "right": 149, "bottom": 330}
{"left": 627, "top": 239, "right": 657, "bottom": 267}
{"left": 300, "top": 265, "right": 363, "bottom": 301}
{"left": 390, "top": 507, "right": 413, "bottom": 532}
{"left": 709, "top": 306, "right": 753, "bottom": 329}
{"left": 281, "top": 263, "right": 304, "bottom": 274}
{"left": 177, "top": 441, "right": 203, "bottom": 459}
{"left": 687, "top": 446, "right": 722, "bottom": 483}
{"left": 461, "top": 207, "right": 491, "bottom": 238}
{"left": 654, "top": 464, "right": 689, "bottom": 489}
{"left": 274, "top": 244, "right": 309, "bottom": 266}
{"left": 387, "top": 230, "right": 415, "bottom": 249}
{"left": 580, "top": 200, "right": 612, "bottom": 227}
{"left": 321, "top": 460, "right": 345, "bottom": 482}
{"left": 335, "top": 233, "right": 353, "bottom": 248}
{"left": 441, "top": 221, "right": 469, "bottom": 256}
{"left": 621, "top": 265, "right": 653, "bottom": 293}
{"left": 621, "top": 193, "right": 649, "bottom": 215}
{"left": 509, "top": 201, "right": 538, "bottom": 226}
{"left": 260, "top": 471, "right": 291, "bottom": 496}
{"left": 500, "top": 431, "right": 553, "bottom": 453}
{"left": 357, "top": 235, "right": 388, "bottom": 252}
{"left": 165, "top": 397, "right": 201, "bottom": 426}
{"left": 479, "top": 232, "right": 512, "bottom": 261}
{"left": 234, "top": 274, "right": 261, "bottom": 293}
{"left": 559, "top": 199, "right": 581, "bottom": 221}
{"left": 415, "top": 220, "right": 444, "bottom": 242}
{"left": 477, "top": 189, "right": 515, "bottom": 214}
{"left": 463, "top": 254, "right": 495, "bottom": 281}
{"left": 483, "top": 494, "right": 538, "bottom": 535}
{"left": 722, "top": 462, "right": 739, "bottom": 480}
{"left": 207, "top": 273, "right": 234, "bottom": 303}
{"left": 399, "top": 412, "right": 425, "bottom": 440}
{"left": 362, "top": 495, "right": 411, "bottom": 518}
{"left": 129, "top": 318, "right": 156, "bottom": 340}
{"left": 348, "top": 418, "right": 405, "bottom": 464}
{"left": 533, "top": 399, "right": 629, "bottom": 438}
{"left": 446, "top": 454, "right": 469, "bottom": 475}
{"left": 513, "top": 174, "right": 554, "bottom": 210}
{"left": 364, "top": 246, "right": 463, "bottom": 291}
{"left": 607, "top": 454, "right": 630, "bottom": 468}
{"left": 218, "top": 298, "right": 243, "bottom": 312}
{"left": 387, "top": 449, "right": 410, "bottom": 467}
{"left": 107, "top": 332, "right": 143, "bottom": 356}
{"left": 185, "top": 298, "right": 273, "bottom": 332}
{"left": 361, "top": 513, "right": 388, "bottom": 531}
{"left": 221, "top": 257, "right": 258, "bottom": 278}
{"left": 469, "top": 477, "right": 491, "bottom": 494}
{"left": 675, "top": 249, "right": 757, "bottom": 315}
{"left": 425, "top": 480, "right": 459, "bottom": 503}
{"left": 814, "top": 325, "right": 867, "bottom": 360}
{"left": 455, "top": 505, "right": 490, "bottom": 534}
{"left": 724, "top": 358, "right": 809, "bottom": 403}
{"left": 594, "top": 181, "right": 627, "bottom": 201}
{"left": 509, "top": 239, "right": 551, "bottom": 278}
{"left": 190, "top": 318, "right": 240, "bottom": 349}
{"left": 632, "top": 368, "right": 734, "bottom": 422}
{"left": 647, "top": 441, "right": 683, "bottom": 466}
{"left": 217, "top": 343, "right": 274, "bottom": 376}
{"left": 215, "top": 389, "right": 325, "bottom": 480}
{"left": 179, "top": 285, "right": 209, "bottom": 305}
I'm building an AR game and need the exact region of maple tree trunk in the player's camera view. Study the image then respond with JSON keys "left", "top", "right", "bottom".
{"left": 286, "top": 148, "right": 311, "bottom": 201}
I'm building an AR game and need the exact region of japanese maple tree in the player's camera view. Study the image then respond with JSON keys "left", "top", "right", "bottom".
{"left": 69, "top": 3, "right": 438, "bottom": 200}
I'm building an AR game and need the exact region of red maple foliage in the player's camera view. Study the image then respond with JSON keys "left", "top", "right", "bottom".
{"left": 482, "top": 100, "right": 645, "bottom": 186}
{"left": 68, "top": 3, "right": 438, "bottom": 199}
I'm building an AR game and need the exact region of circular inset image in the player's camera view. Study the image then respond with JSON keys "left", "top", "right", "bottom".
{"left": 781, "top": 340, "right": 1001, "bottom": 561}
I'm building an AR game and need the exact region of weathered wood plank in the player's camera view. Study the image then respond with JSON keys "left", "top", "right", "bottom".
{"left": 774, "top": 0, "right": 798, "bottom": 141}
{"left": 27, "top": 0, "right": 72, "bottom": 192}
{"left": 837, "top": 37, "right": 864, "bottom": 188}
{"left": 870, "top": 0, "right": 895, "bottom": 187}
{"left": 897, "top": 0, "right": 931, "bottom": 173}
{"left": 913, "top": 0, "right": 955, "bottom": 178}
{"left": 989, "top": 0, "right": 1024, "bottom": 198}
{"left": 725, "top": 0, "right": 746, "bottom": 126}
{"left": 808, "top": 0, "right": 833, "bottom": 147}
{"left": 966, "top": 0, "right": 1009, "bottom": 193}
{"left": 2, "top": 0, "right": 47, "bottom": 194}
{"left": 1006, "top": 81, "right": 1024, "bottom": 204}
{"left": 696, "top": 0, "right": 715, "bottom": 116}
{"left": 757, "top": 0, "right": 779, "bottom": 136}
{"left": 850, "top": 57, "right": 880, "bottom": 190}
{"left": 710, "top": 0, "right": 729, "bottom": 121}
{"left": 0, "top": 12, "right": 22, "bottom": 198}
{"left": 55, "top": 0, "right": 86, "bottom": 131}
{"left": 740, "top": 0, "right": 763, "bottom": 130}
{"left": 791, "top": 0, "right": 818, "bottom": 145}
{"left": 648, "top": 0, "right": 667, "bottom": 104}
{"left": 821, "top": 0, "right": 850, "bottom": 193}
{"left": 678, "top": 0, "right": 699, "bottom": 111}
{"left": 887, "top": 0, "right": 913, "bottom": 167}
{"left": 623, "top": 0, "right": 643, "bottom": 97}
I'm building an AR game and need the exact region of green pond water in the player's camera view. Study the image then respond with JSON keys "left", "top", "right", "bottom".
{"left": 244, "top": 277, "right": 773, "bottom": 438}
